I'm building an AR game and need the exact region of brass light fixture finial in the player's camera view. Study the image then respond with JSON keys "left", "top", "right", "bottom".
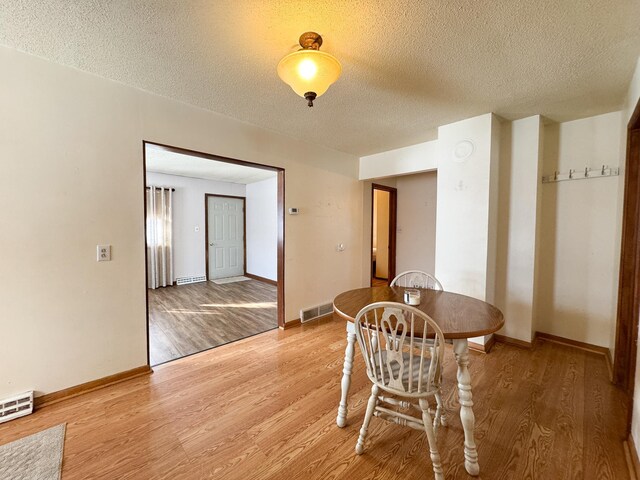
{"left": 277, "top": 32, "right": 341, "bottom": 107}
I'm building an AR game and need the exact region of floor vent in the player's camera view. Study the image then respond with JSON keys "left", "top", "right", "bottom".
{"left": 0, "top": 391, "right": 34, "bottom": 424}
{"left": 300, "top": 302, "right": 334, "bottom": 323}
{"left": 176, "top": 275, "right": 207, "bottom": 286}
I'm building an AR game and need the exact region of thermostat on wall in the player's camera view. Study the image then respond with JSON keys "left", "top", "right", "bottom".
{"left": 288, "top": 207, "right": 299, "bottom": 215}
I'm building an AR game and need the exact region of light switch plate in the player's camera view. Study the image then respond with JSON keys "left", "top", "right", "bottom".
{"left": 97, "top": 245, "right": 111, "bottom": 262}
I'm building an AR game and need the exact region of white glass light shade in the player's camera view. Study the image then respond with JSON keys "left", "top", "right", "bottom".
{"left": 277, "top": 49, "right": 342, "bottom": 98}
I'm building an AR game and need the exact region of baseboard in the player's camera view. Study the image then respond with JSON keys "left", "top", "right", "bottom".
{"left": 535, "top": 331, "right": 609, "bottom": 356}
{"left": 494, "top": 334, "right": 534, "bottom": 349}
{"left": 624, "top": 435, "right": 640, "bottom": 480}
{"left": 281, "top": 318, "right": 301, "bottom": 330}
{"left": 35, "top": 365, "right": 152, "bottom": 409}
{"left": 245, "top": 273, "right": 278, "bottom": 286}
{"left": 281, "top": 313, "right": 336, "bottom": 330}
{"left": 468, "top": 334, "right": 495, "bottom": 353}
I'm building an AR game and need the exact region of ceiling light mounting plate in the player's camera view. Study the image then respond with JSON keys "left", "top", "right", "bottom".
{"left": 299, "top": 32, "right": 322, "bottom": 50}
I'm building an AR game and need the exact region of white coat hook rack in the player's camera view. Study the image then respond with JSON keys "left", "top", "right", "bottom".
{"left": 542, "top": 165, "right": 619, "bottom": 184}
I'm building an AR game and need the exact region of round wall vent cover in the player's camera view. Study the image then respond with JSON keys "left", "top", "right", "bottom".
{"left": 452, "top": 140, "right": 475, "bottom": 162}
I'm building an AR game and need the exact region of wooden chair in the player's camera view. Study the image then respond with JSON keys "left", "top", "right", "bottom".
{"left": 391, "top": 270, "right": 447, "bottom": 419}
{"left": 390, "top": 270, "right": 443, "bottom": 290}
{"left": 353, "top": 301, "right": 447, "bottom": 480}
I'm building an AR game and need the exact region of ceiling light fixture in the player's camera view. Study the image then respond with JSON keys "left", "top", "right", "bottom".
{"left": 277, "top": 32, "right": 342, "bottom": 107}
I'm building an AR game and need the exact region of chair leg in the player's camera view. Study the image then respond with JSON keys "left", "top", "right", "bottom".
{"left": 435, "top": 391, "right": 447, "bottom": 427}
{"left": 355, "top": 384, "right": 379, "bottom": 455}
{"left": 420, "top": 398, "right": 444, "bottom": 480}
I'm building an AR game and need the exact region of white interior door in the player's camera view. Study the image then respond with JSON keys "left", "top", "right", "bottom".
{"left": 207, "top": 196, "right": 245, "bottom": 280}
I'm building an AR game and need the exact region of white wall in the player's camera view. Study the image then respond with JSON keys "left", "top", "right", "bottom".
{"left": 435, "top": 114, "right": 500, "bottom": 345}
{"left": 435, "top": 114, "right": 500, "bottom": 300}
{"left": 246, "top": 176, "right": 278, "bottom": 281}
{"left": 494, "top": 116, "right": 543, "bottom": 343}
{"left": 359, "top": 140, "right": 438, "bottom": 180}
{"left": 535, "top": 112, "right": 622, "bottom": 348}
{"left": 396, "top": 172, "right": 437, "bottom": 276}
{"left": 0, "top": 46, "right": 362, "bottom": 399}
{"left": 146, "top": 171, "right": 246, "bottom": 280}
{"left": 360, "top": 111, "right": 622, "bottom": 353}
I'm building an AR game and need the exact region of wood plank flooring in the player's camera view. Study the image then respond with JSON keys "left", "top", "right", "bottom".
{"left": 0, "top": 316, "right": 629, "bottom": 479}
{"left": 149, "top": 279, "right": 277, "bottom": 365}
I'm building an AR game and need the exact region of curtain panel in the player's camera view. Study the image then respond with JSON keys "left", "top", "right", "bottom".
{"left": 146, "top": 186, "right": 174, "bottom": 289}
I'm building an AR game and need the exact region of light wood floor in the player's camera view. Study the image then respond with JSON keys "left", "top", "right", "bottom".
{"left": 149, "top": 279, "right": 277, "bottom": 365}
{"left": 371, "top": 277, "right": 388, "bottom": 287}
{"left": 0, "top": 316, "right": 629, "bottom": 479}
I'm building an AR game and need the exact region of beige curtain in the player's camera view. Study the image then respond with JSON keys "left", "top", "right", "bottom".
{"left": 146, "top": 186, "right": 173, "bottom": 289}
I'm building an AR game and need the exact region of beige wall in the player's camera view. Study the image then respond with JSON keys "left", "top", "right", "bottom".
{"left": 535, "top": 111, "right": 622, "bottom": 348}
{"left": 395, "top": 172, "right": 437, "bottom": 277}
{"left": 0, "top": 46, "right": 363, "bottom": 399}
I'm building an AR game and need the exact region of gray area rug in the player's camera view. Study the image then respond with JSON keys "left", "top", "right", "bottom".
{"left": 212, "top": 276, "right": 251, "bottom": 285}
{"left": 0, "top": 424, "right": 65, "bottom": 480}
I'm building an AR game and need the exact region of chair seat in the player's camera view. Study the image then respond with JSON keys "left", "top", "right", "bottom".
{"left": 372, "top": 350, "right": 436, "bottom": 393}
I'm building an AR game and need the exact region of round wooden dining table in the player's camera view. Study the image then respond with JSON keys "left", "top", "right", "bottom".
{"left": 333, "top": 286, "right": 504, "bottom": 476}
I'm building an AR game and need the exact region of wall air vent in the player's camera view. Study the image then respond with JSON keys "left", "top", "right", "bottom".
{"left": 0, "top": 391, "right": 34, "bottom": 424}
{"left": 300, "top": 302, "right": 334, "bottom": 323}
{"left": 176, "top": 275, "right": 207, "bottom": 286}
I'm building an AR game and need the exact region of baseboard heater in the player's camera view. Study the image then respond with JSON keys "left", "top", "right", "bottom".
{"left": 176, "top": 275, "right": 207, "bottom": 286}
{"left": 300, "top": 302, "right": 334, "bottom": 323}
{"left": 0, "top": 391, "right": 34, "bottom": 424}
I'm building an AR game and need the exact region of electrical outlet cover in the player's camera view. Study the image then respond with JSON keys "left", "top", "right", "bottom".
{"left": 97, "top": 245, "right": 111, "bottom": 262}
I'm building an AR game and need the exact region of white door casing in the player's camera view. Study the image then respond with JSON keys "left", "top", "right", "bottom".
{"left": 207, "top": 196, "right": 245, "bottom": 280}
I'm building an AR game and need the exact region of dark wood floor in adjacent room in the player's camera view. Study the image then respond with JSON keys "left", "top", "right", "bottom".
{"left": 0, "top": 315, "right": 629, "bottom": 479}
{"left": 148, "top": 278, "right": 277, "bottom": 365}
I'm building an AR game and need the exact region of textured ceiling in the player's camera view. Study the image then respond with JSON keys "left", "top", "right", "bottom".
{"left": 146, "top": 144, "right": 276, "bottom": 185}
{"left": 1, "top": 1, "right": 639, "bottom": 156}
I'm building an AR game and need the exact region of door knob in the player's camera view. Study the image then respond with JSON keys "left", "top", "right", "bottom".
{"left": 209, "top": 243, "right": 214, "bottom": 246}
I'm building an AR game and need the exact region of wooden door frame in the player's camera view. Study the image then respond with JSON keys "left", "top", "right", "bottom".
{"left": 204, "top": 194, "right": 246, "bottom": 281}
{"left": 370, "top": 184, "right": 397, "bottom": 286}
{"left": 142, "top": 141, "right": 286, "bottom": 367}
{"left": 614, "top": 97, "right": 640, "bottom": 436}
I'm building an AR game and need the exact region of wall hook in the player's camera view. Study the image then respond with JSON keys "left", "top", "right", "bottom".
{"left": 542, "top": 164, "right": 619, "bottom": 183}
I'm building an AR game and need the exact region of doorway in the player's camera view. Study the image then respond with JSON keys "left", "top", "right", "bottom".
{"left": 143, "top": 141, "right": 285, "bottom": 366}
{"left": 205, "top": 194, "right": 246, "bottom": 280}
{"left": 371, "top": 184, "right": 397, "bottom": 286}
